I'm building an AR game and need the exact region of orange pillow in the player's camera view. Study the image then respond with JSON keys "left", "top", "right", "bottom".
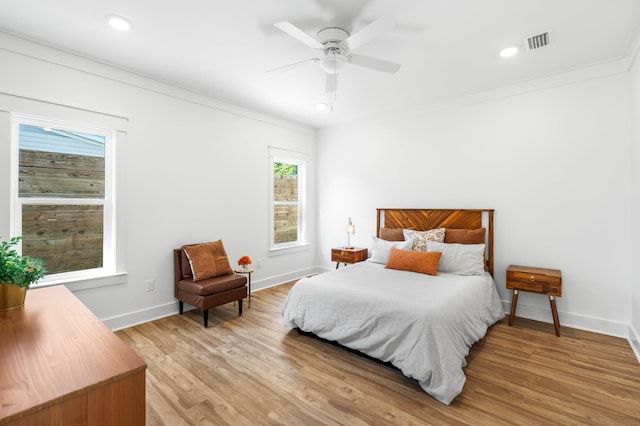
{"left": 445, "top": 228, "right": 486, "bottom": 244}
{"left": 379, "top": 228, "right": 405, "bottom": 241}
{"left": 182, "top": 240, "right": 233, "bottom": 281}
{"left": 385, "top": 248, "right": 442, "bottom": 276}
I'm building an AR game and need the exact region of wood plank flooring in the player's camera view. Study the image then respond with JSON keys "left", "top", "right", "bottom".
{"left": 116, "top": 281, "right": 640, "bottom": 425}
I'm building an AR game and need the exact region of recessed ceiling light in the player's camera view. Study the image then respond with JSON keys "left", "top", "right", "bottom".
{"left": 315, "top": 103, "right": 328, "bottom": 111}
{"left": 500, "top": 46, "right": 519, "bottom": 58}
{"left": 106, "top": 14, "right": 132, "bottom": 31}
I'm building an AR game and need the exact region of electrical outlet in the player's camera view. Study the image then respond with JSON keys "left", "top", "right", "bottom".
{"left": 256, "top": 259, "right": 262, "bottom": 268}
{"left": 145, "top": 279, "right": 154, "bottom": 292}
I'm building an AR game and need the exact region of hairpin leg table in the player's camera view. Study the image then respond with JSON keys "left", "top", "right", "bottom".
{"left": 234, "top": 267, "right": 254, "bottom": 308}
{"left": 506, "top": 264, "right": 562, "bottom": 336}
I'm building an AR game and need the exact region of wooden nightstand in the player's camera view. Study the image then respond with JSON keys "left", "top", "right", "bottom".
{"left": 507, "top": 264, "right": 562, "bottom": 336}
{"left": 331, "top": 247, "right": 368, "bottom": 269}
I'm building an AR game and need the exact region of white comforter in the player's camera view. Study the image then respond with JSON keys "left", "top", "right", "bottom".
{"left": 281, "top": 261, "right": 505, "bottom": 404}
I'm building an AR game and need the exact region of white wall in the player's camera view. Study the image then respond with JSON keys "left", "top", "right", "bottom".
{"left": 630, "top": 46, "right": 640, "bottom": 356}
{"left": 2, "top": 31, "right": 638, "bottom": 343}
{"left": 317, "top": 67, "right": 633, "bottom": 337}
{"left": 0, "top": 34, "right": 318, "bottom": 329}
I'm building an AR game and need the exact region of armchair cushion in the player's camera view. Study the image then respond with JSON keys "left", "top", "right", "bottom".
{"left": 182, "top": 240, "right": 233, "bottom": 281}
{"left": 177, "top": 273, "right": 246, "bottom": 296}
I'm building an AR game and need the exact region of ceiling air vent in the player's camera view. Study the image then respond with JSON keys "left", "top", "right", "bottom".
{"left": 524, "top": 31, "right": 552, "bottom": 52}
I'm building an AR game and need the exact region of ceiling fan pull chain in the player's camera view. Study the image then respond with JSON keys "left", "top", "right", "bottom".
{"left": 330, "top": 79, "right": 334, "bottom": 110}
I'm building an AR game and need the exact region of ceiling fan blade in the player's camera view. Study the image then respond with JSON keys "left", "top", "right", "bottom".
{"left": 344, "top": 17, "right": 395, "bottom": 50}
{"left": 274, "top": 21, "right": 324, "bottom": 49}
{"left": 348, "top": 54, "right": 401, "bottom": 74}
{"left": 265, "top": 58, "right": 320, "bottom": 73}
{"left": 325, "top": 73, "right": 339, "bottom": 93}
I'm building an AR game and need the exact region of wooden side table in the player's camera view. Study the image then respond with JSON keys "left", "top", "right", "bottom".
{"left": 331, "top": 247, "right": 368, "bottom": 269}
{"left": 234, "top": 267, "right": 254, "bottom": 308}
{"left": 506, "top": 264, "right": 562, "bottom": 336}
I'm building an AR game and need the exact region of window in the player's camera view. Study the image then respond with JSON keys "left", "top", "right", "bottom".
{"left": 269, "top": 147, "right": 308, "bottom": 252}
{"left": 12, "top": 115, "right": 115, "bottom": 282}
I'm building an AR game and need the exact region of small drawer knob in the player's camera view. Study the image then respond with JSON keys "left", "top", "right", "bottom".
{"left": 530, "top": 275, "right": 536, "bottom": 282}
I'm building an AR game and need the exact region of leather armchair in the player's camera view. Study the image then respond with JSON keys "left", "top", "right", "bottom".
{"left": 173, "top": 246, "right": 247, "bottom": 327}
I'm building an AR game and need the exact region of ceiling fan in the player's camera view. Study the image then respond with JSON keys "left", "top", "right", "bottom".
{"left": 270, "top": 17, "right": 401, "bottom": 94}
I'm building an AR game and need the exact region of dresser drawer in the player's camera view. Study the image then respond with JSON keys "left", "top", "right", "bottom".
{"left": 506, "top": 265, "right": 562, "bottom": 296}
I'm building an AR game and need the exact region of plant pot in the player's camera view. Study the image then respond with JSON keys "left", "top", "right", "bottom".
{"left": 0, "top": 283, "right": 27, "bottom": 311}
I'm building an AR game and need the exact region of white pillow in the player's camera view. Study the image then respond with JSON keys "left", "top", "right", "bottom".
{"left": 403, "top": 228, "right": 445, "bottom": 251}
{"left": 369, "top": 237, "right": 413, "bottom": 264}
{"left": 426, "top": 241, "right": 486, "bottom": 275}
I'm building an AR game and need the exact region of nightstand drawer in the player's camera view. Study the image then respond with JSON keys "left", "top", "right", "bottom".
{"left": 506, "top": 266, "right": 562, "bottom": 296}
{"left": 332, "top": 251, "right": 354, "bottom": 263}
{"left": 331, "top": 247, "right": 368, "bottom": 264}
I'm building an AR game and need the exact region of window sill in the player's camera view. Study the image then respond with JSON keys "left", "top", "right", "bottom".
{"left": 32, "top": 272, "right": 128, "bottom": 292}
{"left": 269, "top": 243, "right": 310, "bottom": 257}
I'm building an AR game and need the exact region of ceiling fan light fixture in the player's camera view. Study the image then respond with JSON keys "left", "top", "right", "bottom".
{"left": 320, "top": 52, "right": 346, "bottom": 75}
{"left": 106, "top": 14, "right": 132, "bottom": 31}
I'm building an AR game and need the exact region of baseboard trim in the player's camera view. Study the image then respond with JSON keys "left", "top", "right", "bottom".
{"left": 252, "top": 266, "right": 326, "bottom": 292}
{"left": 502, "top": 300, "right": 629, "bottom": 338}
{"left": 104, "top": 301, "right": 177, "bottom": 331}
{"left": 102, "top": 266, "right": 326, "bottom": 331}
{"left": 102, "top": 270, "right": 638, "bottom": 349}
{"left": 629, "top": 324, "right": 640, "bottom": 364}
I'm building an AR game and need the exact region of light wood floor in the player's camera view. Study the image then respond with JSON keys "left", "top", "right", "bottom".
{"left": 116, "top": 281, "right": 640, "bottom": 426}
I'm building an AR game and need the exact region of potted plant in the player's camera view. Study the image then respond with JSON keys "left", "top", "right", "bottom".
{"left": 0, "top": 236, "right": 46, "bottom": 310}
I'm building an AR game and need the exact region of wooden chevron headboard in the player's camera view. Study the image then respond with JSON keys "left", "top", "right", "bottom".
{"left": 376, "top": 208, "right": 495, "bottom": 276}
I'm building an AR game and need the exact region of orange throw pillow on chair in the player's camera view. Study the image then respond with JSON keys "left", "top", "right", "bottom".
{"left": 182, "top": 240, "right": 233, "bottom": 281}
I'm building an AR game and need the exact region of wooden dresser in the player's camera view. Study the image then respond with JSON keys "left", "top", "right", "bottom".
{"left": 0, "top": 285, "right": 146, "bottom": 425}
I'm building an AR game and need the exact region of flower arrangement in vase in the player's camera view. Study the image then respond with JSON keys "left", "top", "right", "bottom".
{"left": 0, "top": 236, "right": 46, "bottom": 310}
{"left": 237, "top": 255, "right": 252, "bottom": 272}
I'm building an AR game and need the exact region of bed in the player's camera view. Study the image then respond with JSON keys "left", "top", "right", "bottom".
{"left": 281, "top": 208, "right": 505, "bottom": 405}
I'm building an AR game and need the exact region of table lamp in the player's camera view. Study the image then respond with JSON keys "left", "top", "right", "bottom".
{"left": 346, "top": 217, "right": 355, "bottom": 249}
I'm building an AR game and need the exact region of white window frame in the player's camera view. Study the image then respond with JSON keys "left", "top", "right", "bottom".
{"left": 269, "top": 147, "right": 309, "bottom": 255}
{"left": 10, "top": 113, "right": 121, "bottom": 288}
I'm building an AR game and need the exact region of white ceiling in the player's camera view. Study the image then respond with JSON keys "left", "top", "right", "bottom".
{"left": 1, "top": 0, "right": 639, "bottom": 129}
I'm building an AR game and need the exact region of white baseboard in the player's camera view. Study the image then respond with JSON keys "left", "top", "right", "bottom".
{"left": 251, "top": 266, "right": 326, "bottom": 292}
{"left": 630, "top": 325, "right": 640, "bottom": 364}
{"left": 104, "top": 301, "right": 177, "bottom": 331}
{"left": 101, "top": 270, "right": 640, "bottom": 359}
{"left": 102, "top": 266, "right": 326, "bottom": 331}
{"left": 502, "top": 300, "right": 629, "bottom": 338}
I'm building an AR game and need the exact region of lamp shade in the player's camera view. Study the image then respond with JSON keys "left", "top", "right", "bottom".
{"left": 347, "top": 217, "right": 355, "bottom": 235}
{"left": 346, "top": 217, "right": 355, "bottom": 248}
